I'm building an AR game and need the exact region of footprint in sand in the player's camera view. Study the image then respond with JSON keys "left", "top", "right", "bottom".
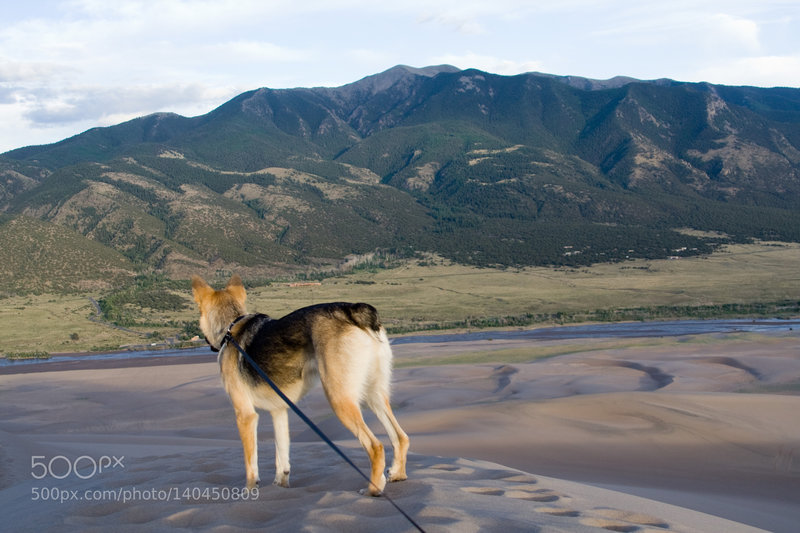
{"left": 500, "top": 473, "right": 538, "bottom": 483}
{"left": 505, "top": 488, "right": 562, "bottom": 502}
{"left": 430, "top": 463, "right": 461, "bottom": 471}
{"left": 458, "top": 473, "right": 674, "bottom": 532}
{"left": 579, "top": 520, "right": 639, "bottom": 533}
{"left": 580, "top": 508, "right": 670, "bottom": 531}
{"left": 462, "top": 485, "right": 565, "bottom": 502}
{"left": 420, "top": 463, "right": 476, "bottom": 475}
{"left": 461, "top": 486, "right": 506, "bottom": 496}
{"left": 535, "top": 507, "right": 581, "bottom": 517}
{"left": 460, "top": 471, "right": 565, "bottom": 504}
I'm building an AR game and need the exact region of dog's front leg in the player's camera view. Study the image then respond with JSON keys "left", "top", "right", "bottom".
{"left": 271, "top": 408, "right": 291, "bottom": 487}
{"left": 235, "top": 409, "right": 260, "bottom": 489}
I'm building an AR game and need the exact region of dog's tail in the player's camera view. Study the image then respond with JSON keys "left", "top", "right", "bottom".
{"left": 345, "top": 303, "right": 393, "bottom": 366}
{"left": 338, "top": 304, "right": 392, "bottom": 371}
{"left": 343, "top": 303, "right": 383, "bottom": 334}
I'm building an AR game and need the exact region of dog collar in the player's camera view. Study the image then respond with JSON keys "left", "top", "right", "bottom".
{"left": 211, "top": 315, "right": 247, "bottom": 353}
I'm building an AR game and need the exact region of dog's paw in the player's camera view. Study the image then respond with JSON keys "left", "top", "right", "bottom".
{"left": 245, "top": 478, "right": 260, "bottom": 490}
{"left": 359, "top": 487, "right": 383, "bottom": 497}
{"left": 359, "top": 473, "right": 386, "bottom": 496}
{"left": 273, "top": 471, "right": 290, "bottom": 488}
{"left": 387, "top": 467, "right": 407, "bottom": 482}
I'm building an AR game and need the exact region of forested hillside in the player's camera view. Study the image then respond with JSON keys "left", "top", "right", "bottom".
{"left": 2, "top": 65, "right": 799, "bottom": 291}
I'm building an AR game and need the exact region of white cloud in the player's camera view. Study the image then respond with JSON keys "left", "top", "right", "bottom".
{"left": 0, "top": 59, "right": 74, "bottom": 83}
{"left": 21, "top": 83, "right": 237, "bottom": 126}
{"left": 707, "top": 13, "right": 762, "bottom": 53}
{"left": 695, "top": 55, "right": 800, "bottom": 88}
{"left": 200, "top": 41, "right": 311, "bottom": 65}
{"left": 418, "top": 12, "right": 487, "bottom": 35}
{"left": 431, "top": 53, "right": 543, "bottom": 76}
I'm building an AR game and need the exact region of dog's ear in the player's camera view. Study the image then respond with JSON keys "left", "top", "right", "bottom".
{"left": 191, "top": 275, "right": 214, "bottom": 305}
{"left": 226, "top": 274, "right": 247, "bottom": 304}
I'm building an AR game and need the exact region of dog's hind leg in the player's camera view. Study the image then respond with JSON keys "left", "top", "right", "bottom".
{"left": 234, "top": 406, "right": 260, "bottom": 490}
{"left": 271, "top": 408, "right": 291, "bottom": 487}
{"left": 327, "top": 395, "right": 386, "bottom": 496}
{"left": 368, "top": 392, "right": 409, "bottom": 482}
{"left": 317, "top": 328, "right": 387, "bottom": 496}
{"left": 366, "top": 330, "right": 409, "bottom": 482}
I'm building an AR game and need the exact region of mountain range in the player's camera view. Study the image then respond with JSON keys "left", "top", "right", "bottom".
{"left": 2, "top": 65, "right": 799, "bottom": 292}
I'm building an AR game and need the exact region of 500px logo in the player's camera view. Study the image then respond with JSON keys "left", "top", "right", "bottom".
{"left": 31, "top": 455, "right": 125, "bottom": 480}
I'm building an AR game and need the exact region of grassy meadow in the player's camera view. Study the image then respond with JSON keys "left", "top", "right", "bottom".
{"left": 1, "top": 241, "right": 798, "bottom": 355}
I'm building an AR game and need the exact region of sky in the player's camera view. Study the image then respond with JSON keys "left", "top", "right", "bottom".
{"left": 1, "top": 0, "right": 799, "bottom": 153}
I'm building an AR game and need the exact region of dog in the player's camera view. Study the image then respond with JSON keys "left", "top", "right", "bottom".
{"left": 191, "top": 274, "right": 409, "bottom": 496}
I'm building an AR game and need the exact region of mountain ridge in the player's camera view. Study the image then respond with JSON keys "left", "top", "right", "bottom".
{"left": 1, "top": 65, "right": 799, "bottom": 292}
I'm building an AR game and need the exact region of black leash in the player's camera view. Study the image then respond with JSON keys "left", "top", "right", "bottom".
{"left": 222, "top": 330, "right": 425, "bottom": 533}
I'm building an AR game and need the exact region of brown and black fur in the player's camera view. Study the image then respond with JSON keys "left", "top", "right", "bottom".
{"left": 191, "top": 275, "right": 409, "bottom": 496}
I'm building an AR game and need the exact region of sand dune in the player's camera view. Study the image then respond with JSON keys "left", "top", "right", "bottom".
{"left": 0, "top": 444, "right": 765, "bottom": 533}
{"left": 1, "top": 329, "right": 798, "bottom": 532}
